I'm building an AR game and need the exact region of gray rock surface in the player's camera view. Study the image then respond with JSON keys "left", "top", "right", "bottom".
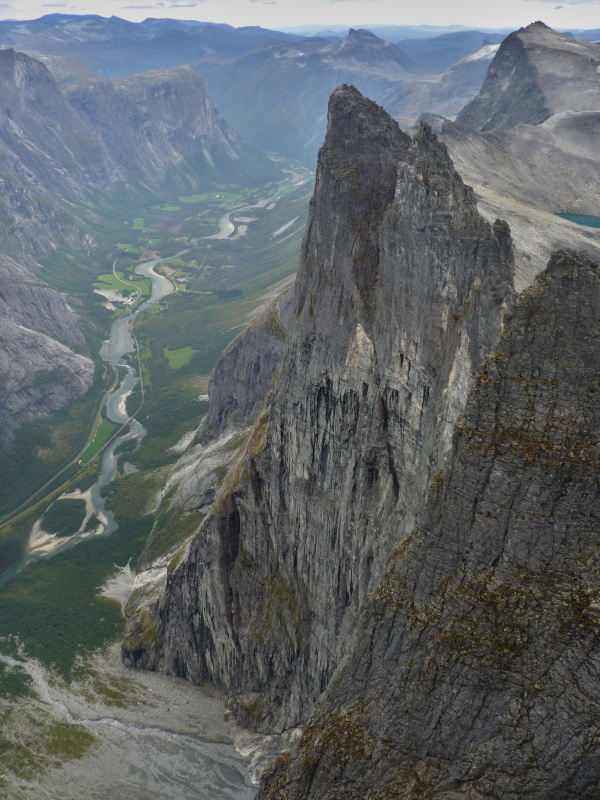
{"left": 457, "top": 22, "right": 600, "bottom": 132}
{"left": 443, "top": 25, "right": 600, "bottom": 291}
{"left": 260, "top": 249, "right": 600, "bottom": 800}
{"left": 123, "top": 85, "right": 513, "bottom": 735}
{"left": 0, "top": 255, "right": 93, "bottom": 445}
{"left": 66, "top": 66, "right": 280, "bottom": 192}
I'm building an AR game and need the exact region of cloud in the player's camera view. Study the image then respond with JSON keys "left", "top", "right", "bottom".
{"left": 42, "top": 3, "right": 68, "bottom": 6}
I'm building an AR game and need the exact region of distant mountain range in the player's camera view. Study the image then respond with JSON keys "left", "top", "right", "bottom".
{"left": 1, "top": 14, "right": 598, "bottom": 166}
{"left": 196, "top": 28, "right": 420, "bottom": 160}
{"left": 0, "top": 14, "right": 303, "bottom": 79}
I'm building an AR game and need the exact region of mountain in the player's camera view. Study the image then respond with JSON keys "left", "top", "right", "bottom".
{"left": 0, "top": 14, "right": 303, "bottom": 79}
{"left": 283, "top": 25, "right": 504, "bottom": 42}
{"left": 66, "top": 66, "right": 281, "bottom": 193}
{"left": 382, "top": 43, "right": 501, "bottom": 127}
{"left": 259, "top": 246, "right": 600, "bottom": 799}
{"left": 0, "top": 48, "right": 279, "bottom": 445}
{"left": 196, "top": 29, "right": 420, "bottom": 161}
{"left": 444, "top": 23, "right": 600, "bottom": 289}
{"left": 122, "top": 86, "right": 514, "bottom": 734}
{"left": 121, "top": 32, "right": 600, "bottom": 795}
{"left": 397, "top": 29, "right": 506, "bottom": 72}
{"left": 456, "top": 22, "right": 600, "bottom": 131}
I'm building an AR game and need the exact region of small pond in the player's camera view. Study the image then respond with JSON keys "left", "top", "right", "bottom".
{"left": 556, "top": 213, "right": 600, "bottom": 228}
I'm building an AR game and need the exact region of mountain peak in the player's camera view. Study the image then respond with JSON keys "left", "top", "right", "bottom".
{"left": 527, "top": 20, "right": 552, "bottom": 30}
{"left": 347, "top": 28, "right": 378, "bottom": 39}
{"left": 326, "top": 84, "right": 407, "bottom": 155}
{"left": 456, "top": 24, "right": 600, "bottom": 132}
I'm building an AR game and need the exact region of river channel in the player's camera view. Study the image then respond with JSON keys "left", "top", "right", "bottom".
{"left": 90, "top": 256, "right": 177, "bottom": 533}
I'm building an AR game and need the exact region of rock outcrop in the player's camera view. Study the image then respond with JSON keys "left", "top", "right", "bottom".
{"left": 456, "top": 22, "right": 600, "bottom": 132}
{"left": 123, "top": 85, "right": 514, "bottom": 733}
{"left": 260, "top": 248, "right": 600, "bottom": 800}
{"left": 444, "top": 24, "right": 600, "bottom": 291}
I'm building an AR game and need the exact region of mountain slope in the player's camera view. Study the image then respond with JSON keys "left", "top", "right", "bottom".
{"left": 122, "top": 86, "right": 513, "bottom": 734}
{"left": 456, "top": 21, "right": 600, "bottom": 131}
{"left": 382, "top": 43, "right": 500, "bottom": 127}
{"left": 443, "top": 24, "right": 600, "bottom": 290}
{"left": 397, "top": 29, "right": 505, "bottom": 72}
{"left": 196, "top": 29, "right": 420, "bottom": 161}
{"left": 260, "top": 248, "right": 600, "bottom": 800}
{"left": 66, "top": 65, "right": 281, "bottom": 192}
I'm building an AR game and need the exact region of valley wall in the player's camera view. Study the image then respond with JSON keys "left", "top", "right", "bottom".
{"left": 123, "top": 86, "right": 514, "bottom": 735}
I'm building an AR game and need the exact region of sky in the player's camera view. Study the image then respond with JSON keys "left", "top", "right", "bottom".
{"left": 3, "top": 0, "right": 600, "bottom": 31}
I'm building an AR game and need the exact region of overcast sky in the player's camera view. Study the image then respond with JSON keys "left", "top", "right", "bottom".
{"left": 4, "top": 0, "right": 600, "bottom": 30}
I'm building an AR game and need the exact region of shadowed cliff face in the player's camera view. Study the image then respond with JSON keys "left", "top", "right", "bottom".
{"left": 260, "top": 250, "right": 600, "bottom": 800}
{"left": 123, "top": 85, "right": 514, "bottom": 734}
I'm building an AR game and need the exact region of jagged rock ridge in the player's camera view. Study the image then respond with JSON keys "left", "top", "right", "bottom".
{"left": 123, "top": 85, "right": 514, "bottom": 734}
{"left": 457, "top": 22, "right": 600, "bottom": 132}
{"left": 260, "top": 249, "right": 600, "bottom": 800}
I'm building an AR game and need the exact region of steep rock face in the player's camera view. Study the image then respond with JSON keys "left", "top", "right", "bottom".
{"left": 260, "top": 250, "right": 600, "bottom": 800}
{"left": 0, "top": 47, "right": 115, "bottom": 196}
{"left": 161, "top": 294, "right": 294, "bottom": 518}
{"left": 66, "top": 66, "right": 279, "bottom": 192}
{"left": 456, "top": 22, "right": 600, "bottom": 132}
{"left": 123, "top": 86, "right": 513, "bottom": 733}
{"left": 0, "top": 256, "right": 93, "bottom": 445}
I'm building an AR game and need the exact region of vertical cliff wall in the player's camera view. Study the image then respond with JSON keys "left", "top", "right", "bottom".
{"left": 123, "top": 85, "right": 514, "bottom": 734}
{"left": 260, "top": 250, "right": 600, "bottom": 799}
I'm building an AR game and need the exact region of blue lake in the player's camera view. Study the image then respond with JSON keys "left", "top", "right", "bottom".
{"left": 556, "top": 213, "right": 600, "bottom": 228}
